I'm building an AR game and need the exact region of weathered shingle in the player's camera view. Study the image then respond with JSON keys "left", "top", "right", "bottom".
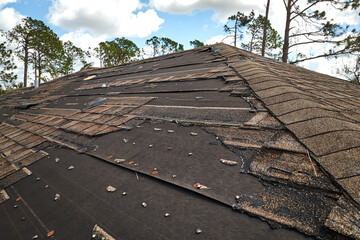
{"left": 0, "top": 43, "right": 359, "bottom": 239}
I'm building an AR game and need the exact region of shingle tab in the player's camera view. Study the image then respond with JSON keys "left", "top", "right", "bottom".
{"left": 319, "top": 147, "right": 360, "bottom": 179}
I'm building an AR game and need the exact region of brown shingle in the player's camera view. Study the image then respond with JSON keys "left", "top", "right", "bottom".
{"left": 278, "top": 108, "right": 345, "bottom": 124}
{"left": 301, "top": 131, "right": 360, "bottom": 156}
{"left": 318, "top": 147, "right": 360, "bottom": 179}
{"left": 269, "top": 99, "right": 338, "bottom": 116}
{"left": 287, "top": 118, "right": 360, "bottom": 139}
{"left": 338, "top": 176, "right": 360, "bottom": 203}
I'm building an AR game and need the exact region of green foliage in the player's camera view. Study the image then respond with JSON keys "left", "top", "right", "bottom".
{"left": 283, "top": 0, "right": 359, "bottom": 63}
{"left": 5, "top": 17, "right": 93, "bottom": 86}
{"left": 48, "top": 41, "right": 91, "bottom": 79}
{"left": 5, "top": 17, "right": 36, "bottom": 86}
{"left": 146, "top": 36, "right": 183, "bottom": 57}
{"left": 26, "top": 18, "right": 63, "bottom": 84}
{"left": 344, "top": 0, "right": 359, "bottom": 10}
{"left": 190, "top": 39, "right": 204, "bottom": 48}
{"left": 94, "top": 37, "right": 140, "bottom": 67}
{"left": 0, "top": 42, "right": 17, "bottom": 91}
{"left": 240, "top": 14, "right": 282, "bottom": 60}
{"left": 160, "top": 37, "right": 183, "bottom": 55}
{"left": 224, "top": 11, "right": 255, "bottom": 44}
{"left": 5, "top": 17, "right": 69, "bottom": 85}
{"left": 146, "top": 36, "right": 161, "bottom": 57}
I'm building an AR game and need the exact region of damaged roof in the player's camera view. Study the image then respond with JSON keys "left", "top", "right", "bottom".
{"left": 0, "top": 43, "right": 359, "bottom": 239}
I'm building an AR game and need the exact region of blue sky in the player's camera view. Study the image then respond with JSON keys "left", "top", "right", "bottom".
{"left": 1, "top": 0, "right": 230, "bottom": 50}
{"left": 0, "top": 0, "right": 359, "bottom": 82}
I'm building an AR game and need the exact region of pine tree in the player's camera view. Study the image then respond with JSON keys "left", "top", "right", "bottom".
{"left": 0, "top": 42, "right": 17, "bottom": 91}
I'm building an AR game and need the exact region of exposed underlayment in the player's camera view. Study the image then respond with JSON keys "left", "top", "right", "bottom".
{"left": 0, "top": 43, "right": 359, "bottom": 239}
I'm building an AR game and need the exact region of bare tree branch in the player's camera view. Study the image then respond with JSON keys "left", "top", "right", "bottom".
{"left": 291, "top": 49, "right": 352, "bottom": 63}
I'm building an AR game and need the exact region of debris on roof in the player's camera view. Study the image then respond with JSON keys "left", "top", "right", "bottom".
{"left": 92, "top": 224, "right": 115, "bottom": 240}
{"left": 0, "top": 43, "right": 359, "bottom": 239}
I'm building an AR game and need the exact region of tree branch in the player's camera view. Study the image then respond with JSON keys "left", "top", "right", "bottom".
{"left": 289, "top": 30, "right": 322, "bottom": 38}
{"left": 289, "top": 39, "right": 343, "bottom": 48}
{"left": 291, "top": 49, "right": 352, "bottom": 63}
{"left": 290, "top": 1, "right": 320, "bottom": 21}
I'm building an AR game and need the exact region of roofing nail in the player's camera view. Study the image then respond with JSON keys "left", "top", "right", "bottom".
{"left": 106, "top": 186, "right": 116, "bottom": 192}
{"left": 167, "top": 130, "right": 175, "bottom": 133}
{"left": 68, "top": 166, "right": 74, "bottom": 170}
{"left": 142, "top": 202, "right": 147, "bottom": 208}
{"left": 220, "top": 159, "right": 238, "bottom": 166}
{"left": 154, "top": 128, "right": 162, "bottom": 131}
{"left": 196, "top": 229, "right": 202, "bottom": 234}
{"left": 114, "top": 159, "right": 125, "bottom": 164}
{"left": 190, "top": 132, "right": 198, "bottom": 136}
{"left": 165, "top": 213, "right": 170, "bottom": 217}
{"left": 193, "top": 183, "right": 209, "bottom": 190}
{"left": 55, "top": 158, "right": 60, "bottom": 163}
{"left": 54, "top": 193, "right": 60, "bottom": 201}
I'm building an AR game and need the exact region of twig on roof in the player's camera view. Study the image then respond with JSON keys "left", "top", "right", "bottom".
{"left": 307, "top": 150, "right": 318, "bottom": 177}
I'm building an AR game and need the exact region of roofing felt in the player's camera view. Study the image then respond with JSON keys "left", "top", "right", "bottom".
{"left": 0, "top": 43, "right": 359, "bottom": 239}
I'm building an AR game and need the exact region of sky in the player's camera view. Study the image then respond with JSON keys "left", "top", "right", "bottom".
{"left": 0, "top": 0, "right": 359, "bottom": 85}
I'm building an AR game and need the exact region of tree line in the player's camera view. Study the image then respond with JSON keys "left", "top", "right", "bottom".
{"left": 0, "top": 17, "right": 200, "bottom": 93}
{"left": 223, "top": 0, "right": 359, "bottom": 83}
{"left": 0, "top": 0, "right": 359, "bottom": 93}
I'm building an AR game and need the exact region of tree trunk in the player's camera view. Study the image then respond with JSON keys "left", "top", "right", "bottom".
{"left": 38, "top": 54, "right": 42, "bottom": 85}
{"left": 250, "top": 34, "right": 254, "bottom": 52}
{"left": 282, "top": 0, "right": 292, "bottom": 62}
{"left": 24, "top": 42, "right": 28, "bottom": 87}
{"left": 261, "top": 0, "right": 270, "bottom": 56}
{"left": 234, "top": 15, "right": 238, "bottom": 47}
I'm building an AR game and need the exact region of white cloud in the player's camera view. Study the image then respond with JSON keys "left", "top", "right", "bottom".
{"left": 60, "top": 30, "right": 105, "bottom": 50}
{"left": 205, "top": 34, "right": 234, "bottom": 46}
{"left": 48, "top": 0, "right": 164, "bottom": 38}
{"left": 0, "top": 0, "right": 23, "bottom": 31}
{"left": 150, "top": 0, "right": 263, "bottom": 22}
{"left": 60, "top": 30, "right": 104, "bottom": 68}
{"left": 0, "top": 0, "right": 16, "bottom": 9}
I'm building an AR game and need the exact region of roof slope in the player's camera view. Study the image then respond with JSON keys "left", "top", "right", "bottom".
{"left": 0, "top": 43, "right": 359, "bottom": 239}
